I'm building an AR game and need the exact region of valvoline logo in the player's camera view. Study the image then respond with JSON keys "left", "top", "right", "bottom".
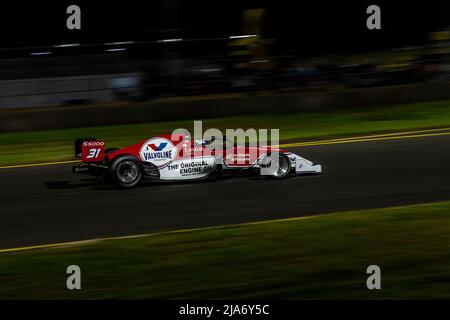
{"left": 140, "top": 138, "right": 177, "bottom": 167}
{"left": 148, "top": 142, "right": 168, "bottom": 151}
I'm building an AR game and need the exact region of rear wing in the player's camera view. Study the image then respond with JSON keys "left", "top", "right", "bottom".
{"left": 74, "top": 138, "right": 105, "bottom": 162}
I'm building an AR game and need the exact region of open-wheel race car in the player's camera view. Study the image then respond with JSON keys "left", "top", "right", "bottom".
{"left": 73, "top": 134, "right": 322, "bottom": 188}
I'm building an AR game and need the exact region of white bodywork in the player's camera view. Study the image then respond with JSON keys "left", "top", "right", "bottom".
{"left": 156, "top": 152, "right": 321, "bottom": 180}
{"left": 286, "top": 152, "right": 323, "bottom": 174}
{"left": 159, "top": 157, "right": 217, "bottom": 180}
{"left": 139, "top": 136, "right": 321, "bottom": 180}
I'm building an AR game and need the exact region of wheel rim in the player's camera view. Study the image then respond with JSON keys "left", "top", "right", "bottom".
{"left": 116, "top": 161, "right": 139, "bottom": 183}
{"left": 273, "top": 156, "right": 289, "bottom": 177}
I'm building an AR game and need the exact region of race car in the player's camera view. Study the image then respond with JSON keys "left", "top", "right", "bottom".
{"left": 73, "top": 134, "right": 322, "bottom": 188}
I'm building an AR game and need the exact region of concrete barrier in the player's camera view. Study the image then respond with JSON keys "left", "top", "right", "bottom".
{"left": 1, "top": 81, "right": 450, "bottom": 132}
{"left": 0, "top": 73, "right": 141, "bottom": 109}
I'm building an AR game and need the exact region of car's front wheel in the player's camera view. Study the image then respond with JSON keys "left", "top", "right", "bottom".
{"left": 262, "top": 153, "right": 291, "bottom": 179}
{"left": 109, "top": 155, "right": 143, "bottom": 188}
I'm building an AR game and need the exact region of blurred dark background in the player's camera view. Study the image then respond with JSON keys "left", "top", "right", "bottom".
{"left": 1, "top": 1, "right": 447, "bottom": 52}
{"left": 0, "top": 0, "right": 449, "bottom": 109}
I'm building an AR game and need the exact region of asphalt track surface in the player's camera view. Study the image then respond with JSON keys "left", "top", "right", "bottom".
{"left": 2, "top": 134, "right": 450, "bottom": 249}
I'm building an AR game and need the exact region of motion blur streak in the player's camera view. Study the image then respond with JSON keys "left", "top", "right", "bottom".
{"left": 280, "top": 128, "right": 450, "bottom": 147}
{"left": 2, "top": 134, "right": 450, "bottom": 249}
{"left": 0, "top": 160, "right": 79, "bottom": 170}
{"left": 0, "top": 216, "right": 316, "bottom": 253}
{"left": 2, "top": 127, "right": 450, "bottom": 170}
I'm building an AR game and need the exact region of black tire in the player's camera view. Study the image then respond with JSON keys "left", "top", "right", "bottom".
{"left": 109, "top": 154, "right": 143, "bottom": 188}
{"left": 264, "top": 153, "right": 291, "bottom": 179}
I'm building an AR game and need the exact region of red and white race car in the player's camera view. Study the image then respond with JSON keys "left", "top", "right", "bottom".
{"left": 73, "top": 134, "right": 322, "bottom": 188}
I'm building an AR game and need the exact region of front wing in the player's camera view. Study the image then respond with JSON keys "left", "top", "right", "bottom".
{"left": 287, "top": 153, "right": 322, "bottom": 174}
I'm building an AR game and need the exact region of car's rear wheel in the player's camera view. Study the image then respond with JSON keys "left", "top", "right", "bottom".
{"left": 265, "top": 153, "right": 291, "bottom": 179}
{"left": 110, "top": 155, "right": 143, "bottom": 188}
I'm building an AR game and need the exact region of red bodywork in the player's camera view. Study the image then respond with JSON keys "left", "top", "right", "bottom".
{"left": 82, "top": 134, "right": 286, "bottom": 168}
{"left": 81, "top": 141, "right": 105, "bottom": 162}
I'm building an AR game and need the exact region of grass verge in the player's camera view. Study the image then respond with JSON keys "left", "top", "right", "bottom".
{"left": 2, "top": 201, "right": 450, "bottom": 299}
{"left": 2, "top": 99, "right": 450, "bottom": 166}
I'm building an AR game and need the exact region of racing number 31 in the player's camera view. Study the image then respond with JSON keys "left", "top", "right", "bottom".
{"left": 87, "top": 148, "right": 101, "bottom": 159}
{"left": 82, "top": 141, "right": 105, "bottom": 162}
